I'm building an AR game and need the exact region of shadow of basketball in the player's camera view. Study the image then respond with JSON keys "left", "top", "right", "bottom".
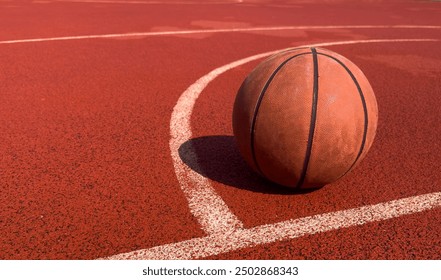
{"left": 178, "top": 135, "right": 318, "bottom": 195}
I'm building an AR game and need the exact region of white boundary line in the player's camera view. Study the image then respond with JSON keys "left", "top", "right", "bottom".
{"left": 104, "top": 38, "right": 441, "bottom": 260}
{"left": 0, "top": 25, "right": 440, "bottom": 45}
{"left": 48, "top": 0, "right": 242, "bottom": 4}
{"left": 170, "top": 38, "right": 438, "bottom": 236}
{"left": 103, "top": 191, "right": 441, "bottom": 259}
{"left": 149, "top": 38, "right": 441, "bottom": 259}
{"left": 3, "top": 23, "right": 436, "bottom": 258}
{"left": 36, "top": 0, "right": 242, "bottom": 4}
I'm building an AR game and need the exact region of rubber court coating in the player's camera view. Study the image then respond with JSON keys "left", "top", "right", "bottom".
{"left": 0, "top": 0, "right": 440, "bottom": 259}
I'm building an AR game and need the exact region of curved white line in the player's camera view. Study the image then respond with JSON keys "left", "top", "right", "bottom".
{"left": 170, "top": 38, "right": 438, "bottom": 235}
{"left": 0, "top": 25, "right": 440, "bottom": 45}
{"left": 100, "top": 38, "right": 441, "bottom": 260}
{"left": 103, "top": 191, "right": 441, "bottom": 259}
{"left": 170, "top": 50, "right": 278, "bottom": 235}
{"left": 45, "top": 0, "right": 242, "bottom": 4}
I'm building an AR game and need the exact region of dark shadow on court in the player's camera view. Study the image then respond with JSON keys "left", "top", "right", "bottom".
{"left": 178, "top": 135, "right": 317, "bottom": 195}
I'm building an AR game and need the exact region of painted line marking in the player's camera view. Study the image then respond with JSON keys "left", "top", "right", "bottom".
{"left": 9, "top": 32, "right": 433, "bottom": 258}
{"left": 37, "top": 0, "right": 242, "bottom": 4}
{"left": 0, "top": 25, "right": 440, "bottom": 45}
{"left": 170, "top": 38, "right": 438, "bottom": 235}
{"left": 170, "top": 74, "right": 246, "bottom": 234}
{"left": 102, "top": 191, "right": 441, "bottom": 259}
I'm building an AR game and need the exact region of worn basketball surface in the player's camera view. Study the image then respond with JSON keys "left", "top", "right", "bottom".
{"left": 232, "top": 47, "right": 378, "bottom": 189}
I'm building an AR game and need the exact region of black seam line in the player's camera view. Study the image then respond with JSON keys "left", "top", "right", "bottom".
{"left": 295, "top": 48, "right": 319, "bottom": 189}
{"left": 265, "top": 47, "right": 311, "bottom": 61}
{"left": 250, "top": 52, "right": 311, "bottom": 177}
{"left": 317, "top": 52, "right": 369, "bottom": 177}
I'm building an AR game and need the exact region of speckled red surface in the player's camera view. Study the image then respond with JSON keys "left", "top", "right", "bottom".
{"left": 0, "top": 0, "right": 440, "bottom": 259}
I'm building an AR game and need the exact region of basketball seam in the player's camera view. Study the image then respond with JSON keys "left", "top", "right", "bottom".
{"left": 250, "top": 52, "right": 311, "bottom": 179}
{"left": 317, "top": 52, "right": 369, "bottom": 178}
{"left": 265, "top": 47, "right": 311, "bottom": 62}
{"left": 295, "top": 48, "right": 319, "bottom": 189}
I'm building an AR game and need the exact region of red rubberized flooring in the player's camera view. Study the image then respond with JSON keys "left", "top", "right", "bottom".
{"left": 0, "top": 0, "right": 440, "bottom": 259}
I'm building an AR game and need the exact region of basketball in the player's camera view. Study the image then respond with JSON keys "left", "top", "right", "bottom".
{"left": 232, "top": 47, "right": 378, "bottom": 189}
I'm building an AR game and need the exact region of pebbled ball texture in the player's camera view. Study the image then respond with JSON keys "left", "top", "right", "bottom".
{"left": 232, "top": 47, "right": 378, "bottom": 189}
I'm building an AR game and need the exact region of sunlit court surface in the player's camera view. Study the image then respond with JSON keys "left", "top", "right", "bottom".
{"left": 0, "top": 0, "right": 441, "bottom": 266}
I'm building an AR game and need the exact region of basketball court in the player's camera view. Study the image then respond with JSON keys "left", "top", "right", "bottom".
{"left": 0, "top": 0, "right": 440, "bottom": 260}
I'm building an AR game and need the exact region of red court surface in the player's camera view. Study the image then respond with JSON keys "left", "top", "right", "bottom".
{"left": 0, "top": 0, "right": 440, "bottom": 260}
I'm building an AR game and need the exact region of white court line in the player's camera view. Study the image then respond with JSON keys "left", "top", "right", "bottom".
{"left": 39, "top": 0, "right": 242, "bottom": 4}
{"left": 0, "top": 25, "right": 440, "bottom": 45}
{"left": 170, "top": 38, "right": 438, "bottom": 235}
{"left": 103, "top": 191, "right": 441, "bottom": 259}
{"left": 2, "top": 24, "right": 433, "bottom": 257}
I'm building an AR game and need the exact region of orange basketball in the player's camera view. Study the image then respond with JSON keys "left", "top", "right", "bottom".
{"left": 232, "top": 47, "right": 378, "bottom": 189}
